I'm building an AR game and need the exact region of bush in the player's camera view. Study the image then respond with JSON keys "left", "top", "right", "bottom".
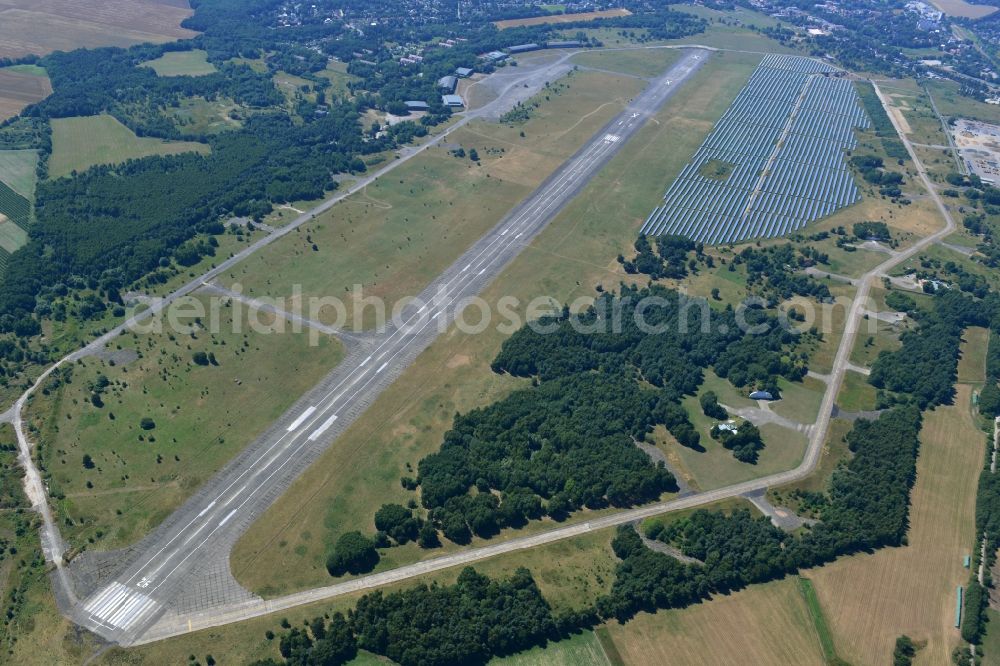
{"left": 326, "top": 531, "right": 379, "bottom": 576}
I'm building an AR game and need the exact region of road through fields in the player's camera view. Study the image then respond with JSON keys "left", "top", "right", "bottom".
{"left": 64, "top": 50, "right": 709, "bottom": 646}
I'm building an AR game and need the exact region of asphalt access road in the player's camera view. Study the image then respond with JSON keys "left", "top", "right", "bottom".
{"left": 70, "top": 50, "right": 709, "bottom": 645}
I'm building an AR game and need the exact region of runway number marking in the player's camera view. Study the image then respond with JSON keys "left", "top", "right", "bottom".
{"left": 603, "top": 134, "right": 620, "bottom": 143}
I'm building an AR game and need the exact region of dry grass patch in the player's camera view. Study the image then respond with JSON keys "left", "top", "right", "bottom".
{"left": 809, "top": 383, "right": 984, "bottom": 666}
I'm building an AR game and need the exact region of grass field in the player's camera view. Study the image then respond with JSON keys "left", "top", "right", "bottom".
{"left": 169, "top": 95, "right": 243, "bottom": 135}
{"left": 769, "top": 417, "right": 853, "bottom": 512}
{"left": 851, "top": 317, "right": 905, "bottom": 368}
{"left": 27, "top": 295, "right": 344, "bottom": 551}
{"left": 494, "top": 8, "right": 631, "bottom": 29}
{"left": 0, "top": 148, "right": 38, "bottom": 198}
{"left": 929, "top": 0, "right": 998, "bottom": 18}
{"left": 660, "top": 396, "right": 810, "bottom": 492}
{"left": 771, "top": 375, "right": 827, "bottom": 424}
{"left": 0, "top": 67, "right": 51, "bottom": 122}
{"left": 0, "top": 0, "right": 195, "bottom": 60}
{"left": 959, "top": 326, "right": 989, "bottom": 384}
{"left": 925, "top": 78, "right": 1000, "bottom": 124}
{"left": 809, "top": 383, "right": 985, "bottom": 665}
{"left": 224, "top": 69, "right": 645, "bottom": 331}
{"left": 571, "top": 48, "right": 682, "bottom": 78}
{"left": 319, "top": 61, "right": 360, "bottom": 99}
{"left": 493, "top": 631, "right": 612, "bottom": 665}
{"left": 837, "top": 369, "right": 879, "bottom": 412}
{"left": 228, "top": 51, "right": 772, "bottom": 595}
{"left": 798, "top": 577, "right": 845, "bottom": 664}
{"left": 0, "top": 215, "right": 28, "bottom": 253}
{"left": 48, "top": 114, "right": 209, "bottom": 179}
{"left": 140, "top": 49, "right": 217, "bottom": 76}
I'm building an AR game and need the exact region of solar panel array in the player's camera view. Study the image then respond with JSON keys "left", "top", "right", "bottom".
{"left": 641, "top": 55, "right": 870, "bottom": 245}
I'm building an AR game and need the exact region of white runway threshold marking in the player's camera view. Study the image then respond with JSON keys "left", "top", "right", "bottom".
{"left": 83, "top": 581, "right": 159, "bottom": 631}
{"left": 308, "top": 414, "right": 339, "bottom": 441}
{"left": 603, "top": 133, "right": 620, "bottom": 143}
{"left": 286, "top": 406, "right": 317, "bottom": 431}
{"left": 196, "top": 500, "right": 216, "bottom": 518}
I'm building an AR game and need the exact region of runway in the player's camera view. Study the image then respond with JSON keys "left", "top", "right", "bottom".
{"left": 68, "top": 49, "right": 708, "bottom": 645}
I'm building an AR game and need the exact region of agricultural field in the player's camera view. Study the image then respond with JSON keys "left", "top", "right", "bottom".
{"left": 492, "top": 630, "right": 613, "bottom": 666}
{"left": 228, "top": 50, "right": 770, "bottom": 594}
{"left": 0, "top": 67, "right": 51, "bottom": 122}
{"left": 494, "top": 8, "right": 631, "bottom": 29}
{"left": 642, "top": 55, "right": 869, "bottom": 244}
{"left": 224, "top": 69, "right": 645, "bottom": 331}
{"left": 140, "top": 49, "right": 217, "bottom": 77}
{"left": 0, "top": 213, "right": 28, "bottom": 253}
{"left": 929, "top": 0, "right": 999, "bottom": 18}
{"left": 808, "top": 383, "right": 985, "bottom": 665}
{"left": 0, "top": 0, "right": 195, "bottom": 60}
{"left": 48, "top": 114, "right": 209, "bottom": 179}
{"left": 599, "top": 576, "right": 827, "bottom": 665}
{"left": 0, "top": 148, "right": 38, "bottom": 198}
{"left": 26, "top": 295, "right": 344, "bottom": 551}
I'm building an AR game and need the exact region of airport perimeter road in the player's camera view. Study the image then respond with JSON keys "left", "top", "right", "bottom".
{"left": 134, "top": 75, "right": 959, "bottom": 644}
{"left": 10, "top": 47, "right": 590, "bottom": 597}
{"left": 66, "top": 50, "right": 708, "bottom": 646}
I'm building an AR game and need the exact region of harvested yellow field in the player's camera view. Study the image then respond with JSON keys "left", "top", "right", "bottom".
{"left": 929, "top": 0, "right": 998, "bottom": 19}
{"left": 0, "top": 0, "right": 196, "bottom": 60}
{"left": 495, "top": 8, "right": 631, "bottom": 29}
{"left": 602, "top": 577, "right": 825, "bottom": 665}
{"left": 809, "top": 383, "right": 984, "bottom": 665}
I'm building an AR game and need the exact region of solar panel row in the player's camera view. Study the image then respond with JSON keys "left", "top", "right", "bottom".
{"left": 640, "top": 55, "right": 870, "bottom": 245}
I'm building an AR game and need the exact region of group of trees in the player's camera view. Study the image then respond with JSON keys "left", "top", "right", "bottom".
{"left": 597, "top": 405, "right": 923, "bottom": 620}
{"left": 710, "top": 421, "right": 764, "bottom": 463}
{"left": 731, "top": 244, "right": 832, "bottom": 303}
{"left": 618, "top": 234, "right": 705, "bottom": 280}
{"left": 259, "top": 568, "right": 570, "bottom": 666}
{"left": 850, "top": 153, "right": 905, "bottom": 197}
{"left": 854, "top": 82, "right": 909, "bottom": 161}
